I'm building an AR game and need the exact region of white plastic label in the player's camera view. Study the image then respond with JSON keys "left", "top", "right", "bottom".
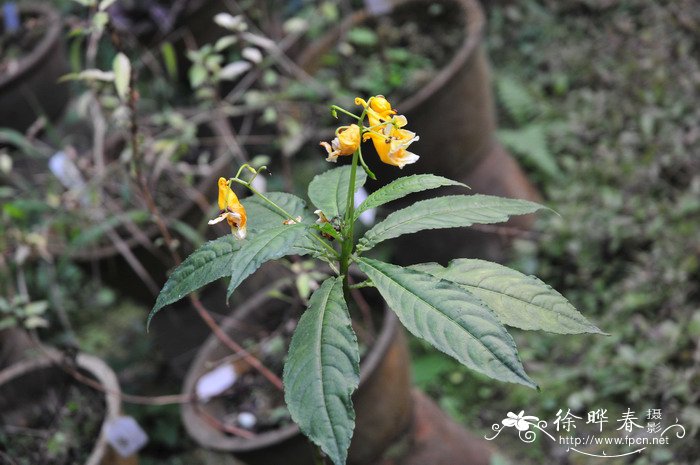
{"left": 196, "top": 363, "right": 238, "bottom": 402}
{"left": 104, "top": 416, "right": 148, "bottom": 458}
{"left": 354, "top": 187, "right": 376, "bottom": 226}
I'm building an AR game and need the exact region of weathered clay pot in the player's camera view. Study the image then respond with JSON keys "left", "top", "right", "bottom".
{"left": 379, "top": 390, "right": 495, "bottom": 465}
{"left": 297, "top": 0, "right": 495, "bottom": 181}
{"left": 181, "top": 281, "right": 413, "bottom": 465}
{"left": 388, "top": 142, "right": 543, "bottom": 265}
{"left": 0, "top": 3, "right": 69, "bottom": 132}
{"left": 0, "top": 349, "right": 123, "bottom": 465}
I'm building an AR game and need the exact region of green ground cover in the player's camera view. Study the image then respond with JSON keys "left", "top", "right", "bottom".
{"left": 412, "top": 1, "right": 700, "bottom": 463}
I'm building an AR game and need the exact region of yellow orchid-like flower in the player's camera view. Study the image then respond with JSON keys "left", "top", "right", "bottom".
{"left": 320, "top": 124, "right": 361, "bottom": 162}
{"left": 355, "top": 96, "right": 420, "bottom": 168}
{"left": 208, "top": 177, "right": 247, "bottom": 239}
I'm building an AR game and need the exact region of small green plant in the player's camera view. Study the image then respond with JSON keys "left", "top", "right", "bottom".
{"left": 147, "top": 95, "right": 602, "bottom": 465}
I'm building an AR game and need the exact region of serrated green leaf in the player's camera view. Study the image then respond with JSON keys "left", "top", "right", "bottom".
{"left": 410, "top": 260, "right": 602, "bottom": 334}
{"left": 358, "top": 195, "right": 546, "bottom": 251}
{"left": 226, "top": 224, "right": 307, "bottom": 299}
{"left": 308, "top": 166, "right": 367, "bottom": 220}
{"left": 242, "top": 193, "right": 330, "bottom": 258}
{"left": 357, "top": 257, "right": 535, "bottom": 388}
{"left": 354, "top": 174, "right": 467, "bottom": 220}
{"left": 148, "top": 236, "right": 243, "bottom": 327}
{"left": 283, "top": 277, "right": 359, "bottom": 465}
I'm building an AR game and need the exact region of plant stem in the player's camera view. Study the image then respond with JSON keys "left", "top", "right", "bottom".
{"left": 339, "top": 143, "right": 361, "bottom": 299}
{"left": 330, "top": 105, "right": 362, "bottom": 120}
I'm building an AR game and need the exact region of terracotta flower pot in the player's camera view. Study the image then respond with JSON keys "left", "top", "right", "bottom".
{"left": 0, "top": 349, "right": 123, "bottom": 465}
{"left": 297, "top": 0, "right": 495, "bottom": 181}
{"left": 181, "top": 281, "right": 413, "bottom": 465}
{"left": 380, "top": 390, "right": 495, "bottom": 465}
{"left": 0, "top": 2, "right": 69, "bottom": 132}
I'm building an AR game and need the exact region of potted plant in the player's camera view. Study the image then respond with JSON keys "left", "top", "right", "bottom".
{"left": 148, "top": 95, "right": 601, "bottom": 464}
{"left": 0, "top": 348, "right": 122, "bottom": 465}
{"left": 0, "top": 2, "right": 69, "bottom": 132}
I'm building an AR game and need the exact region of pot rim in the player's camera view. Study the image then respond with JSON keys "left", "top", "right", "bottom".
{"left": 0, "top": 2, "right": 63, "bottom": 90}
{"left": 181, "top": 276, "right": 400, "bottom": 451}
{"left": 0, "top": 348, "right": 122, "bottom": 465}
{"left": 297, "top": 0, "right": 485, "bottom": 114}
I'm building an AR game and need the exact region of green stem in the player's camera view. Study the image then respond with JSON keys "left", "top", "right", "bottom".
{"left": 358, "top": 149, "right": 376, "bottom": 180}
{"left": 340, "top": 142, "right": 361, "bottom": 298}
{"left": 330, "top": 105, "right": 362, "bottom": 121}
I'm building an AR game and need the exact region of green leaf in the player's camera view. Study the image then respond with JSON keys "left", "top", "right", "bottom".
{"left": 226, "top": 224, "right": 307, "bottom": 299}
{"left": 357, "top": 258, "right": 535, "bottom": 388}
{"left": 354, "top": 174, "right": 467, "bottom": 220}
{"left": 283, "top": 277, "right": 359, "bottom": 465}
{"left": 148, "top": 236, "right": 243, "bottom": 327}
{"left": 410, "top": 260, "right": 602, "bottom": 334}
{"left": 348, "top": 27, "right": 378, "bottom": 47}
{"left": 358, "top": 195, "right": 546, "bottom": 251}
{"left": 308, "top": 166, "right": 367, "bottom": 220}
{"left": 242, "top": 193, "right": 330, "bottom": 258}
{"left": 160, "top": 42, "right": 178, "bottom": 80}
{"left": 496, "top": 76, "right": 537, "bottom": 125}
{"left": 0, "top": 129, "right": 44, "bottom": 157}
{"left": 189, "top": 64, "right": 208, "bottom": 88}
{"left": 499, "top": 124, "right": 560, "bottom": 177}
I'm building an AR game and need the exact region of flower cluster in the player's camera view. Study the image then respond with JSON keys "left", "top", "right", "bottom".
{"left": 321, "top": 95, "right": 420, "bottom": 169}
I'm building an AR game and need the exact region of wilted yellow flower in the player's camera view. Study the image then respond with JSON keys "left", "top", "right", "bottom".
{"left": 356, "top": 96, "right": 419, "bottom": 168}
{"left": 320, "top": 124, "right": 361, "bottom": 162}
{"left": 208, "top": 177, "right": 247, "bottom": 239}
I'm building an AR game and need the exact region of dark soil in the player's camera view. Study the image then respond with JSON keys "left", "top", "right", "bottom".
{"left": 0, "top": 366, "right": 106, "bottom": 465}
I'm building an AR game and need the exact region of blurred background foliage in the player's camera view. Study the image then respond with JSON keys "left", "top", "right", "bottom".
{"left": 412, "top": 0, "right": 700, "bottom": 463}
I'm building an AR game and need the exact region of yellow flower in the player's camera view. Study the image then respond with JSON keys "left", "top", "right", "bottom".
{"left": 356, "top": 96, "right": 419, "bottom": 168}
{"left": 208, "top": 177, "right": 247, "bottom": 239}
{"left": 320, "top": 124, "right": 361, "bottom": 162}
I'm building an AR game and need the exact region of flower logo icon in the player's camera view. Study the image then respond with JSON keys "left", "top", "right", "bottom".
{"left": 502, "top": 411, "right": 540, "bottom": 431}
